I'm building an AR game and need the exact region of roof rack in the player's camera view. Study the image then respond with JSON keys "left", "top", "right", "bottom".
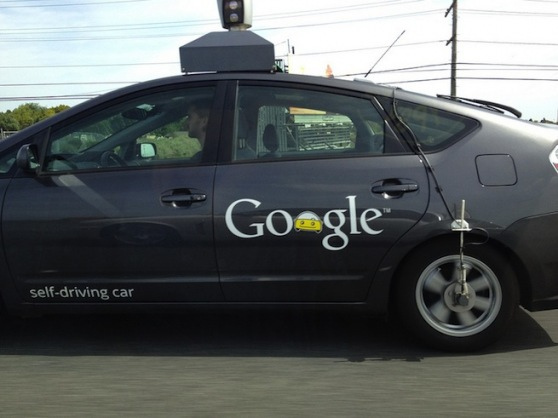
{"left": 438, "top": 95, "right": 522, "bottom": 118}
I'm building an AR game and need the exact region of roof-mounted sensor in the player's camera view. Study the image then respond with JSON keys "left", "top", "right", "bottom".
{"left": 218, "top": 0, "right": 253, "bottom": 31}
{"left": 179, "top": 31, "right": 275, "bottom": 73}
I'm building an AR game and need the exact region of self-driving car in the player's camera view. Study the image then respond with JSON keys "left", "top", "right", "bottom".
{"left": 1, "top": 27, "right": 557, "bottom": 351}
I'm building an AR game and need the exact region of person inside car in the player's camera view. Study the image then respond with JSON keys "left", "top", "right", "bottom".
{"left": 186, "top": 99, "right": 211, "bottom": 149}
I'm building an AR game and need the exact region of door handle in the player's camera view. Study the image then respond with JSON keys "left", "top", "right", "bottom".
{"left": 161, "top": 189, "right": 207, "bottom": 207}
{"left": 372, "top": 183, "right": 418, "bottom": 194}
{"left": 371, "top": 179, "right": 418, "bottom": 198}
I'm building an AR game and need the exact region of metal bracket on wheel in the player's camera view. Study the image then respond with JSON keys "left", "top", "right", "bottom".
{"left": 452, "top": 200, "right": 472, "bottom": 306}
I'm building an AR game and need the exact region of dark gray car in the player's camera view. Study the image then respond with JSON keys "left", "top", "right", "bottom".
{"left": 1, "top": 68, "right": 557, "bottom": 351}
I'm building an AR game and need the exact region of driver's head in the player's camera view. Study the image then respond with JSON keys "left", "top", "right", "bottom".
{"left": 186, "top": 99, "right": 211, "bottom": 145}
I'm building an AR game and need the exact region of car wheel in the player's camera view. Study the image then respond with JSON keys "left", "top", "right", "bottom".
{"left": 395, "top": 241, "right": 518, "bottom": 351}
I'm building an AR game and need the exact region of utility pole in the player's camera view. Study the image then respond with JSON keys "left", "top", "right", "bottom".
{"left": 445, "top": 0, "right": 458, "bottom": 97}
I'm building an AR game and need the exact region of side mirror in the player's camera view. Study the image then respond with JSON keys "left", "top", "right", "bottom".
{"left": 16, "top": 144, "right": 40, "bottom": 173}
{"left": 138, "top": 143, "right": 157, "bottom": 159}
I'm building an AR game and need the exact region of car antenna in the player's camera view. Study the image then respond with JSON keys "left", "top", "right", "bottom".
{"left": 364, "top": 30, "right": 405, "bottom": 78}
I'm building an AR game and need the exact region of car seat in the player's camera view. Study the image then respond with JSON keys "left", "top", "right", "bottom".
{"left": 260, "top": 124, "right": 281, "bottom": 158}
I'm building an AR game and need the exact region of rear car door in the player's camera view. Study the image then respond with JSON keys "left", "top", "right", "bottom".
{"left": 3, "top": 83, "right": 224, "bottom": 304}
{"left": 213, "top": 82, "right": 430, "bottom": 302}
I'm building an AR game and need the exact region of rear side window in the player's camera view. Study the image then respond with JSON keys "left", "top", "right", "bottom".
{"left": 396, "top": 101, "right": 478, "bottom": 150}
{"left": 232, "top": 85, "right": 402, "bottom": 162}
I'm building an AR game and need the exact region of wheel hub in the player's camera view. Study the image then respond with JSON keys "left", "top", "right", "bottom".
{"left": 443, "top": 282, "right": 477, "bottom": 312}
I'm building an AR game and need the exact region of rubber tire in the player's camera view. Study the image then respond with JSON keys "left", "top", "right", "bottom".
{"left": 394, "top": 240, "right": 518, "bottom": 351}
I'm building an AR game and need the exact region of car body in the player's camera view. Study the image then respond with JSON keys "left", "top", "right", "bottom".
{"left": 1, "top": 68, "right": 558, "bottom": 351}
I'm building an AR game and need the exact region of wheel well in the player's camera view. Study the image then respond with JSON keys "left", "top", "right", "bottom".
{"left": 387, "top": 233, "right": 532, "bottom": 314}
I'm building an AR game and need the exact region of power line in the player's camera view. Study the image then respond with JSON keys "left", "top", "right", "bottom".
{"left": 368, "top": 62, "right": 558, "bottom": 75}
{"left": 339, "top": 75, "right": 558, "bottom": 83}
{"left": 398, "top": 76, "right": 558, "bottom": 83}
{"left": 2, "top": 4, "right": 554, "bottom": 44}
{"left": 459, "top": 62, "right": 558, "bottom": 69}
{"left": 0, "top": 2, "right": 429, "bottom": 34}
{"left": 0, "top": 81, "right": 137, "bottom": 87}
{"left": 3, "top": 75, "right": 556, "bottom": 100}
{"left": 2, "top": 2, "right": 554, "bottom": 37}
{"left": 0, "top": 62, "right": 176, "bottom": 69}
{"left": 461, "top": 8, "right": 558, "bottom": 17}
{"left": 1, "top": 23, "right": 207, "bottom": 35}
{"left": 1, "top": 1, "right": 556, "bottom": 111}
{"left": 0, "top": 19, "right": 217, "bottom": 35}
{"left": 2, "top": 59, "right": 556, "bottom": 72}
{"left": 288, "top": 40, "right": 445, "bottom": 58}
{"left": 461, "top": 40, "right": 558, "bottom": 47}
{"left": 0, "top": 9, "right": 446, "bottom": 42}
{"left": 257, "top": 0, "right": 429, "bottom": 20}
{"left": 0, "top": 95, "right": 98, "bottom": 101}
{"left": 0, "top": 0, "right": 151, "bottom": 8}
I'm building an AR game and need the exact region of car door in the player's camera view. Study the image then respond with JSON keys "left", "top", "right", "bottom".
{"left": 213, "top": 83, "right": 430, "bottom": 302}
{"left": 3, "top": 83, "right": 225, "bottom": 304}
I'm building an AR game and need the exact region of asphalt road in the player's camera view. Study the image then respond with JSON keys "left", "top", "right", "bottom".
{"left": 0, "top": 307, "right": 557, "bottom": 417}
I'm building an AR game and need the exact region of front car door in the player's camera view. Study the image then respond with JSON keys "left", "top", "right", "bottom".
{"left": 214, "top": 82, "right": 430, "bottom": 302}
{"left": 3, "top": 83, "right": 225, "bottom": 304}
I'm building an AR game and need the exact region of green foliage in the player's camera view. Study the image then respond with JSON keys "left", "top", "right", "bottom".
{"left": 0, "top": 103, "right": 70, "bottom": 132}
{"left": 0, "top": 113, "right": 20, "bottom": 131}
{"left": 140, "top": 131, "right": 200, "bottom": 159}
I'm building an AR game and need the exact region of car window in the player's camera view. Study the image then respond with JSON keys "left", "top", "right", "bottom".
{"left": 44, "top": 87, "right": 216, "bottom": 172}
{"left": 232, "top": 86, "right": 391, "bottom": 162}
{"left": 395, "top": 100, "right": 478, "bottom": 150}
{"left": 0, "top": 146, "right": 18, "bottom": 175}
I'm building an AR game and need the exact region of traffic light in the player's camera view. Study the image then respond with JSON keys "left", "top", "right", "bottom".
{"left": 218, "top": 0, "right": 253, "bottom": 30}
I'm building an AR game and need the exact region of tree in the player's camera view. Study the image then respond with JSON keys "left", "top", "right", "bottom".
{"left": 11, "top": 103, "right": 50, "bottom": 128}
{"left": 0, "top": 103, "right": 71, "bottom": 131}
{"left": 51, "top": 104, "right": 71, "bottom": 115}
{"left": 0, "top": 112, "right": 20, "bottom": 131}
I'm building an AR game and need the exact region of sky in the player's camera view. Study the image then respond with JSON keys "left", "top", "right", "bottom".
{"left": 0, "top": 0, "right": 557, "bottom": 121}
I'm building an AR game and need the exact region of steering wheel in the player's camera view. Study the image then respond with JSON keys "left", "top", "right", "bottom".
{"left": 100, "top": 151, "right": 127, "bottom": 167}
{"left": 49, "top": 154, "right": 79, "bottom": 170}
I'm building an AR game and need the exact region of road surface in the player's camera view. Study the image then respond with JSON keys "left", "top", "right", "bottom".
{"left": 0, "top": 307, "right": 556, "bottom": 417}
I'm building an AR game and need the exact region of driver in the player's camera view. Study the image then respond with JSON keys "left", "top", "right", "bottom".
{"left": 186, "top": 99, "right": 211, "bottom": 148}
